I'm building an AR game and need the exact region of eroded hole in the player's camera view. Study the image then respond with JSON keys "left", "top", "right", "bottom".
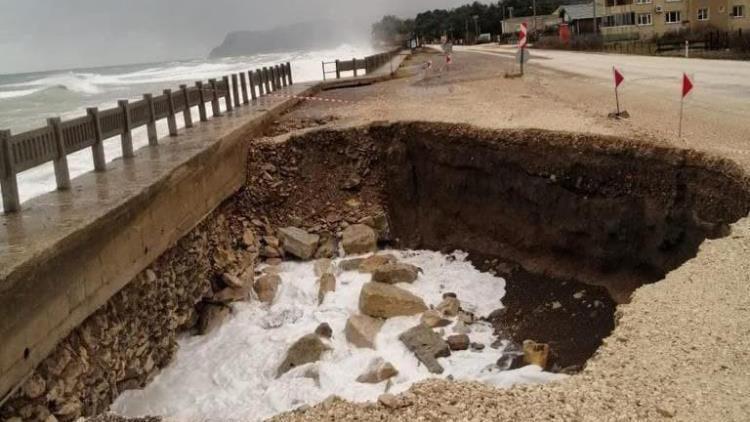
{"left": 94, "top": 123, "right": 750, "bottom": 420}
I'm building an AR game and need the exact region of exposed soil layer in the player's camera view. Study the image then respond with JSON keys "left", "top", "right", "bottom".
{"left": 375, "top": 122, "right": 750, "bottom": 303}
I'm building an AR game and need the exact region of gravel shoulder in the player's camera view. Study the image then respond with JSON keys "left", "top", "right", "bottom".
{"left": 267, "top": 48, "right": 750, "bottom": 421}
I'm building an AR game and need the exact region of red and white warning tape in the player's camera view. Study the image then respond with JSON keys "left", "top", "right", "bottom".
{"left": 268, "top": 94, "right": 354, "bottom": 104}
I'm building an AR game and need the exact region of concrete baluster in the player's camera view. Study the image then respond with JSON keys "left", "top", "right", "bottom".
{"left": 117, "top": 100, "right": 135, "bottom": 158}
{"left": 87, "top": 107, "right": 107, "bottom": 171}
{"left": 262, "top": 67, "right": 271, "bottom": 94}
{"left": 270, "top": 66, "right": 277, "bottom": 91}
{"left": 286, "top": 62, "right": 293, "bottom": 85}
{"left": 222, "top": 76, "right": 233, "bottom": 112}
{"left": 0, "top": 130, "right": 20, "bottom": 213}
{"left": 249, "top": 71, "right": 258, "bottom": 100}
{"left": 196, "top": 81, "right": 208, "bottom": 122}
{"left": 280, "top": 65, "right": 287, "bottom": 87}
{"left": 46, "top": 117, "right": 71, "bottom": 190}
{"left": 179, "top": 85, "right": 193, "bottom": 128}
{"left": 163, "top": 89, "right": 178, "bottom": 137}
{"left": 353, "top": 58, "right": 358, "bottom": 77}
{"left": 231, "top": 74, "right": 241, "bottom": 108}
{"left": 144, "top": 93, "right": 158, "bottom": 145}
{"left": 208, "top": 79, "right": 221, "bottom": 117}
{"left": 240, "top": 73, "right": 249, "bottom": 104}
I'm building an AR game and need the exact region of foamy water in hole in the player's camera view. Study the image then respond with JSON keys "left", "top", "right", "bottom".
{"left": 110, "top": 250, "right": 566, "bottom": 421}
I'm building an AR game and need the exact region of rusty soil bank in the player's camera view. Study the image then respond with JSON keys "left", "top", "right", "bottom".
{"left": 3, "top": 48, "right": 750, "bottom": 421}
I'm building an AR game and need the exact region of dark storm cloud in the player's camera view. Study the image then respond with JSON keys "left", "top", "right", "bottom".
{"left": 0, "top": 0, "right": 475, "bottom": 73}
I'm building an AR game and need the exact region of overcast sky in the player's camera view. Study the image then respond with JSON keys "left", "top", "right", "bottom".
{"left": 0, "top": 0, "right": 476, "bottom": 74}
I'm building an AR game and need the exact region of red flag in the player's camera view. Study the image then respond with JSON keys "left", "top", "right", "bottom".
{"left": 682, "top": 73, "right": 693, "bottom": 98}
{"left": 446, "top": 54, "right": 452, "bottom": 64}
{"left": 613, "top": 67, "right": 624, "bottom": 88}
{"left": 519, "top": 23, "right": 528, "bottom": 48}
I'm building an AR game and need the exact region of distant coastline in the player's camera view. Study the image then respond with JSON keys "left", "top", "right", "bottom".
{"left": 209, "top": 20, "right": 366, "bottom": 59}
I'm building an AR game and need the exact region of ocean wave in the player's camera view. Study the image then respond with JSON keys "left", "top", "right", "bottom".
{"left": 4, "top": 71, "right": 104, "bottom": 95}
{"left": 0, "top": 87, "right": 46, "bottom": 100}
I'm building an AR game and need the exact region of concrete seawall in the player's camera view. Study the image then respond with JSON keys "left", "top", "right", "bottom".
{"left": 0, "top": 83, "right": 315, "bottom": 405}
{"left": 0, "top": 51, "right": 409, "bottom": 419}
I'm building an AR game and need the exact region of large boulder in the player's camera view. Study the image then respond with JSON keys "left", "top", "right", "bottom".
{"left": 359, "top": 282, "right": 427, "bottom": 318}
{"left": 277, "top": 334, "right": 330, "bottom": 377}
{"left": 523, "top": 340, "right": 550, "bottom": 369}
{"left": 339, "top": 257, "right": 364, "bottom": 272}
{"left": 447, "top": 334, "right": 470, "bottom": 351}
{"left": 398, "top": 324, "right": 451, "bottom": 374}
{"left": 318, "top": 273, "right": 336, "bottom": 304}
{"left": 278, "top": 227, "right": 320, "bottom": 260}
{"left": 358, "top": 254, "right": 397, "bottom": 273}
{"left": 341, "top": 224, "right": 377, "bottom": 255}
{"left": 356, "top": 357, "right": 399, "bottom": 383}
{"left": 372, "top": 262, "right": 420, "bottom": 284}
{"left": 254, "top": 274, "right": 281, "bottom": 304}
{"left": 345, "top": 314, "right": 384, "bottom": 349}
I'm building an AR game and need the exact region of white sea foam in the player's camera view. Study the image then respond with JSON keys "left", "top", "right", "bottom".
{"left": 110, "top": 250, "right": 567, "bottom": 422}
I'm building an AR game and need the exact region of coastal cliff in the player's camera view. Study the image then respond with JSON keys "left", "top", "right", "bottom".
{"left": 209, "top": 20, "right": 363, "bottom": 59}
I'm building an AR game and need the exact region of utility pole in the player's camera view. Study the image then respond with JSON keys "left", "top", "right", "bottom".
{"left": 473, "top": 14, "right": 480, "bottom": 38}
{"left": 533, "top": 0, "right": 537, "bottom": 34}
{"left": 465, "top": 19, "right": 469, "bottom": 44}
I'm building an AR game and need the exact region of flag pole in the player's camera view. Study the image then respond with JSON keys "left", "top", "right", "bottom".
{"left": 615, "top": 84, "right": 620, "bottom": 115}
{"left": 678, "top": 95, "right": 684, "bottom": 138}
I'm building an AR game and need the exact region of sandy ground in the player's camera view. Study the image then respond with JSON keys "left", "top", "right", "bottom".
{"left": 266, "top": 48, "right": 750, "bottom": 421}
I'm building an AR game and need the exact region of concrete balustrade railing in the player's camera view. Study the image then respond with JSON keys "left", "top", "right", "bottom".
{"left": 0, "top": 62, "right": 294, "bottom": 214}
{"left": 322, "top": 48, "right": 402, "bottom": 80}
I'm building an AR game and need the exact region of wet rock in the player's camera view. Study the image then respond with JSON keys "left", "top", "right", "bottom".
{"left": 261, "top": 245, "right": 282, "bottom": 259}
{"left": 359, "top": 282, "right": 427, "bottom": 318}
{"left": 457, "top": 310, "right": 475, "bottom": 325}
{"left": 318, "top": 273, "right": 336, "bottom": 305}
{"left": 523, "top": 340, "right": 551, "bottom": 369}
{"left": 314, "top": 258, "right": 334, "bottom": 277}
{"left": 213, "top": 286, "right": 249, "bottom": 303}
{"left": 254, "top": 274, "right": 281, "bottom": 304}
{"left": 358, "top": 254, "right": 397, "bottom": 273}
{"left": 398, "top": 324, "right": 451, "bottom": 374}
{"left": 222, "top": 272, "right": 245, "bottom": 289}
{"left": 360, "top": 212, "right": 391, "bottom": 242}
{"left": 470, "top": 342, "right": 485, "bottom": 351}
{"left": 339, "top": 258, "right": 364, "bottom": 272}
{"left": 197, "top": 304, "right": 230, "bottom": 335}
{"left": 341, "top": 224, "right": 377, "bottom": 255}
{"left": 314, "top": 233, "right": 337, "bottom": 259}
{"left": 372, "top": 262, "right": 420, "bottom": 284}
{"left": 378, "top": 393, "right": 413, "bottom": 409}
{"left": 447, "top": 334, "right": 470, "bottom": 351}
{"left": 345, "top": 314, "right": 384, "bottom": 349}
{"left": 278, "top": 227, "right": 319, "bottom": 260}
{"left": 436, "top": 297, "right": 460, "bottom": 317}
{"left": 496, "top": 342, "right": 525, "bottom": 370}
{"left": 277, "top": 334, "right": 330, "bottom": 377}
{"left": 420, "top": 310, "right": 452, "bottom": 328}
{"left": 442, "top": 292, "right": 458, "bottom": 299}
{"left": 315, "top": 323, "right": 333, "bottom": 339}
{"left": 356, "top": 358, "right": 398, "bottom": 383}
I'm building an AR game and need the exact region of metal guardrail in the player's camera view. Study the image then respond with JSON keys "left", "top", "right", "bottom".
{"left": 0, "top": 62, "right": 295, "bottom": 214}
{"left": 322, "top": 48, "right": 401, "bottom": 80}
